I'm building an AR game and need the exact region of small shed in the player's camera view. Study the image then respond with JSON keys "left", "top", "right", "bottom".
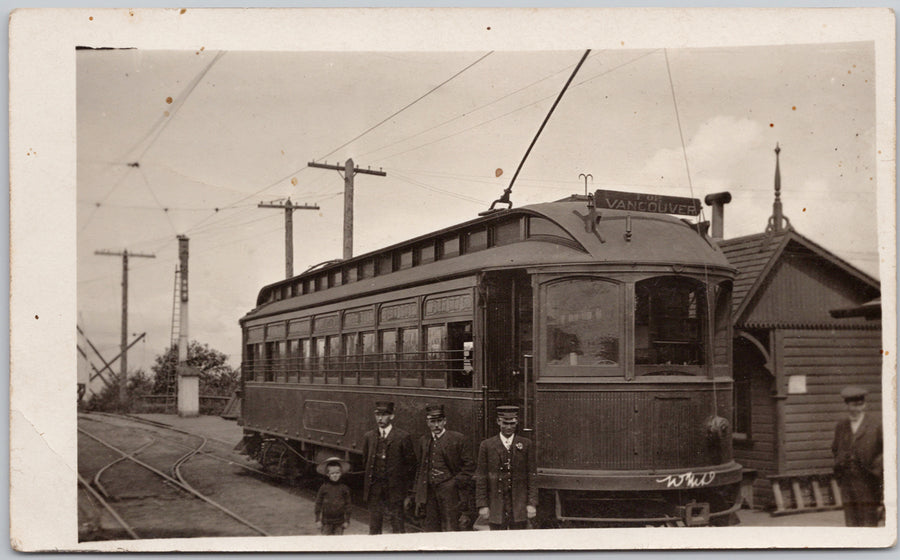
{"left": 708, "top": 146, "right": 882, "bottom": 509}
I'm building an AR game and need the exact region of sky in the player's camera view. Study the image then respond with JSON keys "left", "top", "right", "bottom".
{"left": 76, "top": 42, "right": 881, "bottom": 384}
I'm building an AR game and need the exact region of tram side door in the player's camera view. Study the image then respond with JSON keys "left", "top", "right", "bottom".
{"left": 481, "top": 271, "right": 534, "bottom": 435}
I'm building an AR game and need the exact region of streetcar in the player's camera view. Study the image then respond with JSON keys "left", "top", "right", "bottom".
{"left": 236, "top": 191, "right": 741, "bottom": 526}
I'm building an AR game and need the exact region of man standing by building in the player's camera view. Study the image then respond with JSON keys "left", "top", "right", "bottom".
{"left": 361, "top": 401, "right": 416, "bottom": 534}
{"left": 832, "top": 386, "right": 883, "bottom": 527}
{"left": 475, "top": 405, "right": 537, "bottom": 530}
{"left": 413, "top": 404, "right": 475, "bottom": 532}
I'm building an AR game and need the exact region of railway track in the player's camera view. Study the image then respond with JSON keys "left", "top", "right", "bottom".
{"left": 78, "top": 424, "right": 271, "bottom": 539}
{"left": 77, "top": 412, "right": 374, "bottom": 540}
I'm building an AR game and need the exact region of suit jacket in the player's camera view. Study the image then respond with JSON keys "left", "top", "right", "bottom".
{"left": 832, "top": 413, "right": 883, "bottom": 496}
{"left": 413, "top": 429, "right": 475, "bottom": 506}
{"left": 361, "top": 426, "right": 416, "bottom": 503}
{"left": 475, "top": 434, "right": 538, "bottom": 524}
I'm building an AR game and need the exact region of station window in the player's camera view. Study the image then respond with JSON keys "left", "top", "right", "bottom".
{"left": 544, "top": 278, "right": 621, "bottom": 375}
{"left": 634, "top": 276, "right": 706, "bottom": 373}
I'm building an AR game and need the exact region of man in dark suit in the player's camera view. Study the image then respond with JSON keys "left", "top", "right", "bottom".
{"left": 361, "top": 401, "right": 416, "bottom": 534}
{"left": 413, "top": 404, "right": 475, "bottom": 532}
{"left": 832, "top": 386, "right": 883, "bottom": 527}
{"left": 475, "top": 405, "right": 538, "bottom": 530}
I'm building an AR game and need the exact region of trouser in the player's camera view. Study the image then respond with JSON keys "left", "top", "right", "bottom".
{"left": 368, "top": 481, "right": 405, "bottom": 534}
{"left": 839, "top": 477, "right": 882, "bottom": 527}
{"left": 320, "top": 521, "right": 344, "bottom": 535}
{"left": 424, "top": 479, "right": 459, "bottom": 532}
{"left": 488, "top": 486, "right": 527, "bottom": 530}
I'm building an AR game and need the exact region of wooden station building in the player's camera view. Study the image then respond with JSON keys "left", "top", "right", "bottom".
{"left": 707, "top": 146, "right": 882, "bottom": 510}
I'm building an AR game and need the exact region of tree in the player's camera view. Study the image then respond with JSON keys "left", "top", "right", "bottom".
{"left": 151, "top": 341, "right": 239, "bottom": 397}
{"left": 84, "top": 368, "right": 155, "bottom": 412}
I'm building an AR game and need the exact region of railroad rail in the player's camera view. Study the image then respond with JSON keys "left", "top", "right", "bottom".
{"left": 78, "top": 425, "right": 271, "bottom": 537}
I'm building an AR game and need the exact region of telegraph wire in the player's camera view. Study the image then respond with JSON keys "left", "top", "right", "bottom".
{"left": 315, "top": 51, "right": 494, "bottom": 163}
{"left": 375, "top": 50, "right": 660, "bottom": 164}
{"left": 138, "top": 166, "right": 178, "bottom": 235}
{"left": 358, "top": 58, "right": 576, "bottom": 160}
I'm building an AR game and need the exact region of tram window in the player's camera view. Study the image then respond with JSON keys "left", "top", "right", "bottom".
{"left": 425, "top": 325, "right": 448, "bottom": 388}
{"left": 326, "top": 335, "right": 341, "bottom": 383}
{"left": 634, "top": 277, "right": 706, "bottom": 371}
{"left": 379, "top": 330, "right": 398, "bottom": 385}
{"left": 528, "top": 216, "right": 568, "bottom": 239}
{"left": 441, "top": 235, "right": 460, "bottom": 259}
{"left": 377, "top": 253, "right": 394, "bottom": 276}
{"left": 399, "top": 248, "right": 414, "bottom": 270}
{"left": 449, "top": 321, "right": 474, "bottom": 388}
{"left": 492, "top": 218, "right": 521, "bottom": 246}
{"left": 300, "top": 339, "right": 312, "bottom": 382}
{"left": 343, "top": 333, "right": 359, "bottom": 384}
{"left": 245, "top": 343, "right": 261, "bottom": 381}
{"left": 359, "top": 331, "right": 376, "bottom": 385}
{"left": 419, "top": 242, "right": 436, "bottom": 265}
{"left": 313, "top": 338, "right": 326, "bottom": 383}
{"left": 345, "top": 266, "right": 357, "bottom": 284}
{"left": 399, "top": 327, "right": 421, "bottom": 386}
{"left": 360, "top": 259, "right": 375, "bottom": 279}
{"left": 264, "top": 342, "right": 276, "bottom": 382}
{"left": 713, "top": 282, "right": 733, "bottom": 366}
{"left": 544, "top": 279, "right": 621, "bottom": 373}
{"left": 286, "top": 339, "right": 300, "bottom": 382}
{"left": 465, "top": 229, "right": 488, "bottom": 253}
{"left": 330, "top": 269, "right": 342, "bottom": 288}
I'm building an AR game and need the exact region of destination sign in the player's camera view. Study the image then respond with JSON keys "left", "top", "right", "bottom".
{"left": 594, "top": 189, "right": 701, "bottom": 216}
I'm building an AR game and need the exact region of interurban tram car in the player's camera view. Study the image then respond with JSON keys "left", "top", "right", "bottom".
{"left": 237, "top": 192, "right": 742, "bottom": 526}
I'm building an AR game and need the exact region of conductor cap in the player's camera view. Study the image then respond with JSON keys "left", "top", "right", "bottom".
{"left": 496, "top": 405, "right": 520, "bottom": 420}
{"left": 374, "top": 401, "right": 395, "bottom": 414}
{"left": 425, "top": 404, "right": 445, "bottom": 419}
{"left": 840, "top": 386, "right": 868, "bottom": 403}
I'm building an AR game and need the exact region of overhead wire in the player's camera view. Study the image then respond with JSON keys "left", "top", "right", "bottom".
{"left": 314, "top": 51, "right": 494, "bottom": 163}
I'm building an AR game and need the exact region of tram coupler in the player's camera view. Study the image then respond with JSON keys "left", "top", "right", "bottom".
{"left": 678, "top": 501, "right": 711, "bottom": 526}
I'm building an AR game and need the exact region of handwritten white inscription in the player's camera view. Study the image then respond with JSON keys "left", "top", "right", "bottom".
{"left": 655, "top": 471, "right": 716, "bottom": 488}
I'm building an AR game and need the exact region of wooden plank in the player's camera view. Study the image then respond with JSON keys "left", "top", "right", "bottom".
{"left": 831, "top": 478, "right": 843, "bottom": 507}
{"left": 811, "top": 479, "right": 825, "bottom": 508}
{"left": 791, "top": 479, "right": 805, "bottom": 510}
{"left": 771, "top": 480, "right": 786, "bottom": 512}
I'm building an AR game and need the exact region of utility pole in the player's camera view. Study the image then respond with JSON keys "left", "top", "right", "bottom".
{"left": 258, "top": 198, "right": 320, "bottom": 278}
{"left": 307, "top": 158, "right": 386, "bottom": 259}
{"left": 95, "top": 248, "right": 155, "bottom": 409}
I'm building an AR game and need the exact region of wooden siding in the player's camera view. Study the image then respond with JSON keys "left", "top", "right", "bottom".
{"left": 732, "top": 338, "right": 777, "bottom": 507}
{"left": 781, "top": 329, "right": 883, "bottom": 474}
{"left": 743, "top": 250, "right": 879, "bottom": 327}
{"left": 719, "top": 231, "right": 787, "bottom": 318}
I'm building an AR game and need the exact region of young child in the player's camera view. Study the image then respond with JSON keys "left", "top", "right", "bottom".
{"left": 314, "top": 457, "right": 352, "bottom": 535}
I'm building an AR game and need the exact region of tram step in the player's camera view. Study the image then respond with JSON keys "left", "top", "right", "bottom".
{"left": 767, "top": 471, "right": 842, "bottom": 516}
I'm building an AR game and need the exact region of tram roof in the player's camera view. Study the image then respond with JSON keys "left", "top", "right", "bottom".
{"left": 244, "top": 196, "right": 734, "bottom": 320}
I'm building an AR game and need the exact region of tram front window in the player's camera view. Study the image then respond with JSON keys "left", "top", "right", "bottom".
{"left": 634, "top": 276, "right": 706, "bottom": 371}
{"left": 545, "top": 279, "right": 620, "bottom": 373}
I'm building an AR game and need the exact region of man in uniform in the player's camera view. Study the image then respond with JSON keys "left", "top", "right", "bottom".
{"left": 361, "top": 401, "right": 416, "bottom": 534}
{"left": 832, "top": 386, "right": 883, "bottom": 527}
{"left": 413, "top": 404, "right": 475, "bottom": 532}
{"left": 475, "top": 405, "right": 537, "bottom": 530}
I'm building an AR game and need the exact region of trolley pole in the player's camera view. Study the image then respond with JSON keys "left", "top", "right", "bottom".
{"left": 258, "top": 198, "right": 320, "bottom": 278}
{"left": 307, "top": 159, "right": 386, "bottom": 260}
{"left": 95, "top": 248, "right": 156, "bottom": 409}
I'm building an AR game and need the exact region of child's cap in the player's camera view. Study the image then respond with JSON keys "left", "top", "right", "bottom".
{"left": 316, "top": 456, "right": 352, "bottom": 476}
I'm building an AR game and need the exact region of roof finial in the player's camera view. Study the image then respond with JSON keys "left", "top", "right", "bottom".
{"left": 766, "top": 143, "right": 791, "bottom": 234}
